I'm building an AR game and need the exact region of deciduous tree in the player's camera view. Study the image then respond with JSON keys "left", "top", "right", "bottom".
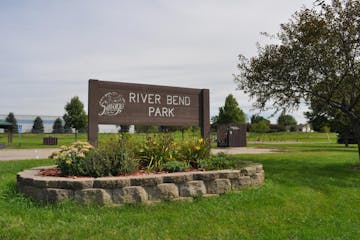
{"left": 277, "top": 114, "right": 297, "bottom": 132}
{"left": 215, "top": 94, "right": 246, "bottom": 125}
{"left": 235, "top": 0, "right": 360, "bottom": 158}
{"left": 63, "top": 96, "right": 87, "bottom": 141}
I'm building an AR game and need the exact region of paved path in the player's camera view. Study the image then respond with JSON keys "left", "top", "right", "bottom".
{"left": 0, "top": 147, "right": 276, "bottom": 161}
{"left": 0, "top": 148, "right": 58, "bottom": 161}
{"left": 211, "top": 147, "right": 276, "bottom": 155}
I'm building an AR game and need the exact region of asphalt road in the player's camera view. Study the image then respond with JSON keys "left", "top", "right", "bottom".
{"left": 0, "top": 148, "right": 58, "bottom": 161}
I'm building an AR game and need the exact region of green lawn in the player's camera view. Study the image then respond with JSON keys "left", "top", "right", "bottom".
{"left": 1, "top": 143, "right": 359, "bottom": 239}
{"left": 0, "top": 131, "right": 202, "bottom": 149}
{"left": 247, "top": 132, "right": 337, "bottom": 143}
{"left": 1, "top": 131, "right": 338, "bottom": 149}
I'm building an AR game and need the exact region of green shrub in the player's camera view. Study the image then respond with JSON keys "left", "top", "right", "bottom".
{"left": 199, "top": 152, "right": 249, "bottom": 170}
{"left": 137, "top": 134, "right": 178, "bottom": 171}
{"left": 250, "top": 119, "right": 270, "bottom": 133}
{"left": 199, "top": 152, "right": 232, "bottom": 170}
{"left": 49, "top": 141, "right": 94, "bottom": 176}
{"left": 319, "top": 126, "right": 331, "bottom": 133}
{"left": 50, "top": 134, "right": 234, "bottom": 177}
{"left": 179, "top": 138, "right": 210, "bottom": 168}
{"left": 89, "top": 134, "right": 138, "bottom": 176}
{"left": 50, "top": 135, "right": 138, "bottom": 177}
{"left": 163, "top": 161, "right": 189, "bottom": 172}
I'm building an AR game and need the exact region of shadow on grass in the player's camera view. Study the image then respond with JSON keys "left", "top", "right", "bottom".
{"left": 247, "top": 153, "right": 360, "bottom": 193}
{"left": 254, "top": 144, "right": 358, "bottom": 152}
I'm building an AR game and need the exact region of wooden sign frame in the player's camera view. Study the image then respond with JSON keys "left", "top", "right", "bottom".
{"left": 88, "top": 79, "right": 210, "bottom": 145}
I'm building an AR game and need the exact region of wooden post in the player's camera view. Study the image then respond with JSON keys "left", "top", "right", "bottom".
{"left": 8, "top": 127, "right": 12, "bottom": 144}
{"left": 200, "top": 89, "right": 210, "bottom": 139}
{"left": 88, "top": 80, "right": 99, "bottom": 146}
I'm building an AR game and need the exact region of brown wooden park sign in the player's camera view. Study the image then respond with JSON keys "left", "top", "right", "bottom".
{"left": 88, "top": 79, "right": 210, "bottom": 145}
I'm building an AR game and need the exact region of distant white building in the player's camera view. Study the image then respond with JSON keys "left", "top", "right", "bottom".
{"left": 0, "top": 114, "right": 61, "bottom": 133}
{"left": 296, "top": 123, "right": 313, "bottom": 132}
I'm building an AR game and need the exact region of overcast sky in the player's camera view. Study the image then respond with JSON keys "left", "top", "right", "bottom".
{"left": 0, "top": 0, "right": 316, "bottom": 123}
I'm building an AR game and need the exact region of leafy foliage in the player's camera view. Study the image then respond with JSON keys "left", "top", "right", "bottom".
{"left": 162, "top": 161, "right": 189, "bottom": 173}
{"left": 199, "top": 152, "right": 232, "bottom": 170}
{"left": 135, "top": 125, "right": 159, "bottom": 133}
{"left": 179, "top": 137, "right": 211, "bottom": 168}
{"left": 50, "top": 136, "right": 138, "bottom": 177}
{"left": 5, "top": 112, "right": 18, "bottom": 133}
{"left": 52, "top": 117, "right": 64, "bottom": 133}
{"left": 137, "top": 135, "right": 178, "bottom": 171}
{"left": 250, "top": 119, "right": 270, "bottom": 133}
{"left": 277, "top": 114, "right": 297, "bottom": 131}
{"left": 50, "top": 141, "right": 94, "bottom": 176}
{"left": 250, "top": 115, "right": 270, "bottom": 133}
{"left": 304, "top": 110, "right": 331, "bottom": 132}
{"left": 88, "top": 135, "right": 138, "bottom": 176}
{"left": 215, "top": 94, "right": 246, "bottom": 125}
{"left": 235, "top": 0, "right": 360, "bottom": 157}
{"left": 63, "top": 96, "right": 87, "bottom": 133}
{"left": 199, "top": 152, "right": 249, "bottom": 170}
{"left": 250, "top": 115, "right": 269, "bottom": 124}
{"left": 31, "top": 116, "right": 44, "bottom": 134}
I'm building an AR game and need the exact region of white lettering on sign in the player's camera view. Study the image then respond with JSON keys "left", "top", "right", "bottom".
{"left": 129, "top": 92, "right": 161, "bottom": 104}
{"left": 148, "top": 107, "right": 175, "bottom": 117}
{"left": 166, "top": 95, "right": 191, "bottom": 106}
{"left": 128, "top": 92, "right": 192, "bottom": 118}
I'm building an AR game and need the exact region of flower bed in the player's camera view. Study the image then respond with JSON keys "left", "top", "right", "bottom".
{"left": 17, "top": 134, "right": 265, "bottom": 204}
{"left": 16, "top": 164, "right": 264, "bottom": 205}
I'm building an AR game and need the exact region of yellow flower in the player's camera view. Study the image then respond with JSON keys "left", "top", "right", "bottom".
{"left": 198, "top": 138, "right": 204, "bottom": 144}
{"left": 83, "top": 145, "right": 93, "bottom": 150}
{"left": 60, "top": 145, "right": 68, "bottom": 150}
{"left": 195, "top": 145, "right": 201, "bottom": 150}
{"left": 77, "top": 152, "right": 85, "bottom": 158}
{"left": 49, "top": 151, "right": 60, "bottom": 158}
{"left": 66, "top": 159, "right": 72, "bottom": 165}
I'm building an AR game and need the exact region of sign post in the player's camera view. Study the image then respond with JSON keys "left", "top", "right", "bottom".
{"left": 18, "top": 124, "right": 22, "bottom": 147}
{"left": 88, "top": 79, "right": 210, "bottom": 146}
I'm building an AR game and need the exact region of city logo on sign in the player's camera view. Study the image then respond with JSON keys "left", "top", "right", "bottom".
{"left": 98, "top": 92, "right": 125, "bottom": 116}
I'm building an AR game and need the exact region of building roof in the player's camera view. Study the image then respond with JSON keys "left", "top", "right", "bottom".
{"left": 0, "top": 120, "right": 12, "bottom": 126}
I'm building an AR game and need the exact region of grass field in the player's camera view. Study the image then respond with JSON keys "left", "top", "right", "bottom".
{"left": 0, "top": 131, "right": 338, "bottom": 149}
{"left": 1, "top": 143, "right": 360, "bottom": 239}
{"left": 0, "top": 131, "right": 203, "bottom": 149}
{"left": 247, "top": 132, "right": 337, "bottom": 143}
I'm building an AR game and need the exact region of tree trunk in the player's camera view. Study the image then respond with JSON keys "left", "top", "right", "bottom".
{"left": 344, "top": 129, "right": 349, "bottom": 148}
{"left": 351, "top": 119, "right": 360, "bottom": 160}
{"left": 357, "top": 137, "right": 360, "bottom": 161}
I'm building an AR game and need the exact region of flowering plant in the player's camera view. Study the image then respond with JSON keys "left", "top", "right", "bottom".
{"left": 179, "top": 138, "right": 210, "bottom": 168}
{"left": 137, "top": 134, "right": 179, "bottom": 171}
{"left": 49, "top": 141, "right": 94, "bottom": 176}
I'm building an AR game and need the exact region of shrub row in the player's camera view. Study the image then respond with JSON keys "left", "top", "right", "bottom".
{"left": 50, "top": 134, "right": 238, "bottom": 177}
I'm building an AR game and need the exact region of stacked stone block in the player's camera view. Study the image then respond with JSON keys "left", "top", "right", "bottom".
{"left": 17, "top": 164, "right": 265, "bottom": 205}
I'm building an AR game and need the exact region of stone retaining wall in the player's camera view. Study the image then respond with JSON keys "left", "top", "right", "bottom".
{"left": 17, "top": 164, "right": 264, "bottom": 205}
